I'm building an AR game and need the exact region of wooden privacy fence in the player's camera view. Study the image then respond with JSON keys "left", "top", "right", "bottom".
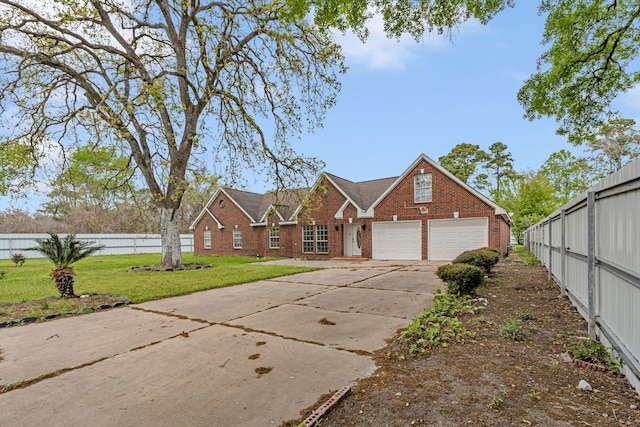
{"left": 0, "top": 233, "right": 194, "bottom": 260}
{"left": 524, "top": 158, "right": 640, "bottom": 394}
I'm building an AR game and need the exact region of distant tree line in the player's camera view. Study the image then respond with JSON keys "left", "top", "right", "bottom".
{"left": 439, "top": 119, "right": 640, "bottom": 243}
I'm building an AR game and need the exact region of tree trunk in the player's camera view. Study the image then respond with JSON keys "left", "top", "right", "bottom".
{"left": 160, "top": 206, "right": 184, "bottom": 269}
{"left": 53, "top": 267, "right": 76, "bottom": 298}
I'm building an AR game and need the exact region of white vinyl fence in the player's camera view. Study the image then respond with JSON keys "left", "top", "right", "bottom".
{"left": 0, "top": 234, "right": 194, "bottom": 260}
{"left": 525, "top": 158, "right": 640, "bottom": 394}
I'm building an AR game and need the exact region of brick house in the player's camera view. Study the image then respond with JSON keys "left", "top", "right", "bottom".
{"left": 191, "top": 154, "right": 512, "bottom": 260}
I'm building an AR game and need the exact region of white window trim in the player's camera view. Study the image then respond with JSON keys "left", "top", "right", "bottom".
{"left": 203, "top": 229, "right": 212, "bottom": 249}
{"left": 302, "top": 225, "right": 314, "bottom": 253}
{"left": 316, "top": 224, "right": 328, "bottom": 254}
{"left": 232, "top": 228, "right": 242, "bottom": 249}
{"left": 269, "top": 227, "right": 280, "bottom": 249}
{"left": 414, "top": 173, "right": 432, "bottom": 203}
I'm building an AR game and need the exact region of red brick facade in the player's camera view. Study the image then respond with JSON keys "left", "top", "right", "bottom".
{"left": 192, "top": 155, "right": 512, "bottom": 259}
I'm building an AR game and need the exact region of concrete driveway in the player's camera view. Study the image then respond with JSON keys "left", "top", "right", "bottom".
{"left": 0, "top": 260, "right": 444, "bottom": 426}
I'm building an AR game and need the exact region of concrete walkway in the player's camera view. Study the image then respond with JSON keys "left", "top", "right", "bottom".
{"left": 0, "top": 260, "right": 444, "bottom": 426}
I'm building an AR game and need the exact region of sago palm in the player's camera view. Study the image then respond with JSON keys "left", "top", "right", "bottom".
{"left": 30, "top": 233, "right": 104, "bottom": 298}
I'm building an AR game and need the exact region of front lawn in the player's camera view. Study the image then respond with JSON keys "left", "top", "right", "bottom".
{"left": 0, "top": 253, "right": 317, "bottom": 304}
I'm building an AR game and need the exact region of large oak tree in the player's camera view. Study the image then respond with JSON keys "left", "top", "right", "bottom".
{"left": 0, "top": 0, "right": 344, "bottom": 267}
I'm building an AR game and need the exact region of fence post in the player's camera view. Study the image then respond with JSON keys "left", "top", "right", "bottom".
{"left": 560, "top": 209, "right": 566, "bottom": 297}
{"left": 587, "top": 191, "right": 596, "bottom": 339}
{"left": 548, "top": 220, "right": 553, "bottom": 281}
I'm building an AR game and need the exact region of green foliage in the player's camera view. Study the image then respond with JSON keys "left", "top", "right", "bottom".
{"left": 304, "top": 0, "right": 514, "bottom": 40}
{"left": 400, "top": 289, "right": 477, "bottom": 356}
{"left": 30, "top": 233, "right": 104, "bottom": 270}
{"left": 28, "top": 233, "right": 105, "bottom": 297}
{"left": 452, "top": 249, "right": 499, "bottom": 274}
{"left": 539, "top": 149, "right": 593, "bottom": 205}
{"left": 10, "top": 253, "right": 25, "bottom": 267}
{"left": 518, "top": 1, "right": 640, "bottom": 144}
{"left": 588, "top": 118, "right": 640, "bottom": 176}
{"left": 513, "top": 245, "right": 539, "bottom": 265}
{"left": 487, "top": 394, "right": 503, "bottom": 409}
{"left": 500, "top": 318, "right": 525, "bottom": 341}
{"left": 495, "top": 172, "right": 559, "bottom": 243}
{"left": 438, "top": 143, "right": 490, "bottom": 184}
{"left": 570, "top": 338, "right": 624, "bottom": 371}
{"left": 436, "top": 263, "right": 485, "bottom": 295}
{"left": 516, "top": 308, "right": 537, "bottom": 321}
{"left": 0, "top": 271, "right": 5, "bottom": 280}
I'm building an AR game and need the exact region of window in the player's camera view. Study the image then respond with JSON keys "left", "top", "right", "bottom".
{"left": 232, "top": 228, "right": 242, "bottom": 249}
{"left": 414, "top": 173, "right": 432, "bottom": 203}
{"left": 203, "top": 229, "right": 212, "bottom": 249}
{"left": 302, "top": 225, "right": 314, "bottom": 253}
{"left": 316, "top": 225, "right": 328, "bottom": 253}
{"left": 269, "top": 227, "right": 280, "bottom": 249}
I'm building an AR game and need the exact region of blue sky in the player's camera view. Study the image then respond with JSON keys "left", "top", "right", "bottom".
{"left": 273, "top": 2, "right": 640, "bottom": 189}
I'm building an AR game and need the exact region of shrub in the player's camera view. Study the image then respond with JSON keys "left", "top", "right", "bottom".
{"left": 436, "top": 263, "right": 485, "bottom": 295}
{"left": 11, "top": 252, "right": 26, "bottom": 267}
{"left": 453, "top": 249, "right": 499, "bottom": 273}
{"left": 500, "top": 318, "right": 525, "bottom": 341}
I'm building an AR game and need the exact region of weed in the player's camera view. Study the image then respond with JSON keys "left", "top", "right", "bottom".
{"left": 0, "top": 271, "right": 5, "bottom": 280}
{"left": 530, "top": 383, "right": 541, "bottom": 398}
{"left": 516, "top": 308, "right": 537, "bottom": 320}
{"left": 570, "top": 338, "right": 624, "bottom": 371}
{"left": 500, "top": 318, "right": 525, "bottom": 341}
{"left": 487, "top": 395, "right": 503, "bottom": 409}
{"left": 40, "top": 301, "right": 50, "bottom": 310}
{"left": 399, "top": 288, "right": 478, "bottom": 356}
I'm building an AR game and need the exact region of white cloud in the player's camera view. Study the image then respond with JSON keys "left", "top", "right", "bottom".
{"left": 334, "top": 15, "right": 488, "bottom": 71}
{"left": 619, "top": 84, "right": 640, "bottom": 112}
{"left": 334, "top": 14, "right": 441, "bottom": 71}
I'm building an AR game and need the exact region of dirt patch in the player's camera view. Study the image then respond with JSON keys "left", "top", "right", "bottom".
{"left": 0, "top": 294, "right": 129, "bottom": 326}
{"left": 287, "top": 259, "right": 640, "bottom": 426}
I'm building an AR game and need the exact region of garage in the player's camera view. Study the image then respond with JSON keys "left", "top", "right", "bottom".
{"left": 372, "top": 220, "right": 422, "bottom": 260}
{"left": 428, "top": 218, "right": 489, "bottom": 260}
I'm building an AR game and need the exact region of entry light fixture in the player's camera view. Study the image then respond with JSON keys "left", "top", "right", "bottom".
{"left": 361, "top": 223, "right": 366, "bottom": 230}
{"left": 334, "top": 223, "right": 339, "bottom": 231}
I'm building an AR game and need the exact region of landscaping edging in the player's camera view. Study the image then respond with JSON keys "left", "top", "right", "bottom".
{"left": 0, "top": 295, "right": 131, "bottom": 328}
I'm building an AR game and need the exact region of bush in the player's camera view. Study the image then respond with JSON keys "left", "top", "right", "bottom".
{"left": 11, "top": 252, "right": 26, "bottom": 267}
{"left": 453, "top": 248, "right": 499, "bottom": 273}
{"left": 436, "top": 263, "right": 485, "bottom": 295}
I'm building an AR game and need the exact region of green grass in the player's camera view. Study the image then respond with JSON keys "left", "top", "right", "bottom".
{"left": 0, "top": 253, "right": 317, "bottom": 304}
{"left": 512, "top": 245, "right": 539, "bottom": 265}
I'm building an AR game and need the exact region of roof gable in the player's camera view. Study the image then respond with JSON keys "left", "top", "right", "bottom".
{"left": 368, "top": 153, "right": 509, "bottom": 218}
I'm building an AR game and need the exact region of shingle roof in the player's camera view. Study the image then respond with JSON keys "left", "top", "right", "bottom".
{"left": 225, "top": 188, "right": 308, "bottom": 223}
{"left": 223, "top": 188, "right": 265, "bottom": 222}
{"left": 324, "top": 173, "right": 398, "bottom": 211}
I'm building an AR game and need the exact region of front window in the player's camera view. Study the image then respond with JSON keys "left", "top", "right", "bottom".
{"left": 232, "top": 228, "right": 242, "bottom": 249}
{"left": 269, "top": 227, "right": 280, "bottom": 249}
{"left": 203, "top": 229, "right": 212, "bottom": 249}
{"left": 302, "top": 225, "right": 314, "bottom": 253}
{"left": 414, "top": 173, "right": 432, "bottom": 203}
{"left": 316, "top": 225, "right": 328, "bottom": 253}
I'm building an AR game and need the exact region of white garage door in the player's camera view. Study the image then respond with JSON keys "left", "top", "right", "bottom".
{"left": 428, "top": 218, "right": 489, "bottom": 261}
{"left": 372, "top": 221, "right": 422, "bottom": 260}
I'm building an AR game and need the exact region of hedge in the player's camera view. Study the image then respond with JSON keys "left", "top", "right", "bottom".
{"left": 436, "top": 263, "right": 485, "bottom": 295}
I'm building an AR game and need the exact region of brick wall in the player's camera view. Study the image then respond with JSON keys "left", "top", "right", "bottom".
{"left": 193, "top": 158, "right": 511, "bottom": 259}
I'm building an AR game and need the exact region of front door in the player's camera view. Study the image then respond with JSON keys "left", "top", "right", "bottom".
{"left": 343, "top": 224, "right": 362, "bottom": 257}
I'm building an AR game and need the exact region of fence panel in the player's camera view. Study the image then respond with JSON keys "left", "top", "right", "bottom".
{"left": 0, "top": 233, "right": 194, "bottom": 259}
{"left": 525, "top": 158, "right": 640, "bottom": 395}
